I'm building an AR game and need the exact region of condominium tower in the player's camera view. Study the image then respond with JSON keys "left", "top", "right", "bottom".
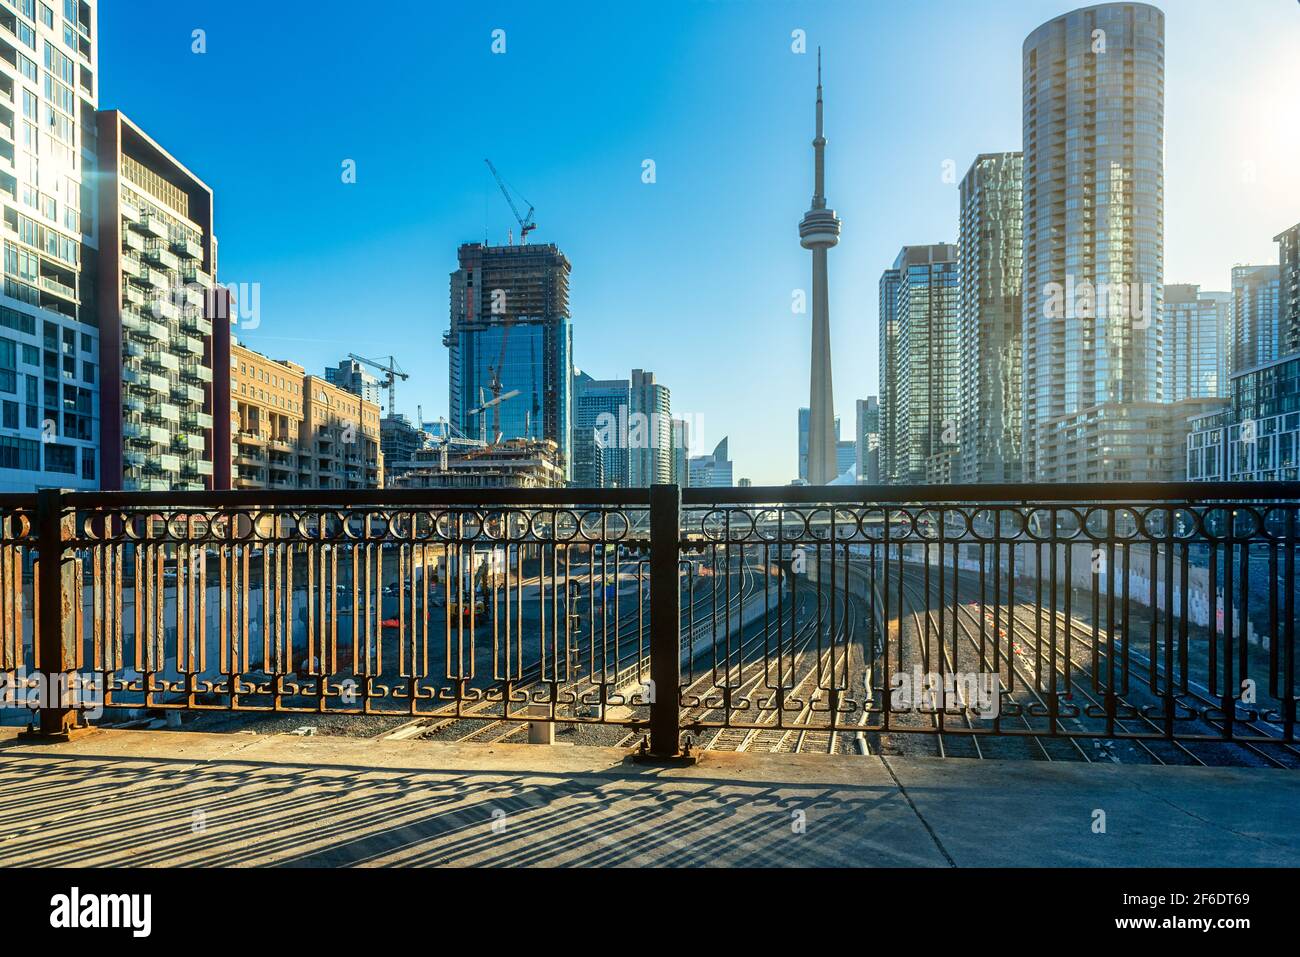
{"left": 1231, "top": 264, "right": 1282, "bottom": 374}
{"left": 1164, "top": 283, "right": 1229, "bottom": 401}
{"left": 880, "top": 244, "right": 959, "bottom": 486}
{"left": 96, "top": 110, "right": 223, "bottom": 490}
{"left": 1022, "top": 3, "right": 1166, "bottom": 481}
{"left": 957, "top": 151, "right": 1023, "bottom": 484}
{"left": 0, "top": 0, "right": 98, "bottom": 491}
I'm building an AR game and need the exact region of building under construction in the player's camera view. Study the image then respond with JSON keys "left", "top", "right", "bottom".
{"left": 445, "top": 243, "right": 572, "bottom": 478}
{"left": 387, "top": 438, "right": 564, "bottom": 489}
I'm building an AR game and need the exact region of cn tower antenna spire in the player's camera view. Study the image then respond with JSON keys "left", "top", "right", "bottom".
{"left": 798, "top": 47, "right": 841, "bottom": 486}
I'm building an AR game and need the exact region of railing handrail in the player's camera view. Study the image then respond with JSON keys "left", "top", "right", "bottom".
{"left": 57, "top": 487, "right": 654, "bottom": 508}
{"left": 682, "top": 481, "right": 1300, "bottom": 505}
{"left": 0, "top": 481, "right": 1289, "bottom": 513}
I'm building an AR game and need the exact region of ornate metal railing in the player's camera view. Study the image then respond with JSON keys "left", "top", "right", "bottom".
{"left": 1, "top": 482, "right": 1297, "bottom": 761}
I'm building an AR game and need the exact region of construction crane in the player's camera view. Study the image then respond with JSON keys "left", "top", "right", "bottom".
{"left": 429, "top": 415, "right": 485, "bottom": 470}
{"left": 347, "top": 354, "right": 409, "bottom": 416}
{"left": 468, "top": 385, "right": 520, "bottom": 445}
{"left": 484, "top": 158, "right": 536, "bottom": 244}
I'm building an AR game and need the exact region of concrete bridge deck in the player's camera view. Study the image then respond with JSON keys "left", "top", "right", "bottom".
{"left": 0, "top": 728, "right": 1295, "bottom": 867}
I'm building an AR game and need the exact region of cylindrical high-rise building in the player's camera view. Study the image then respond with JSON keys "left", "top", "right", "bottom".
{"left": 1021, "top": 3, "right": 1165, "bottom": 481}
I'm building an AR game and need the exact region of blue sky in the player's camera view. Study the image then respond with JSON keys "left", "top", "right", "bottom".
{"left": 99, "top": 0, "right": 1300, "bottom": 485}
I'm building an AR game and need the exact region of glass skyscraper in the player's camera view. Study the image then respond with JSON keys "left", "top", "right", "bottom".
{"left": 447, "top": 242, "right": 572, "bottom": 477}
{"left": 572, "top": 370, "right": 629, "bottom": 487}
{"left": 1164, "top": 284, "right": 1228, "bottom": 401}
{"left": 1277, "top": 222, "right": 1300, "bottom": 358}
{"left": 957, "top": 151, "right": 1023, "bottom": 484}
{"left": 877, "top": 269, "right": 901, "bottom": 484}
{"left": 881, "top": 244, "right": 959, "bottom": 486}
{"left": 0, "top": 0, "right": 98, "bottom": 492}
{"left": 628, "top": 368, "right": 670, "bottom": 487}
{"left": 1231, "top": 264, "right": 1282, "bottom": 374}
{"left": 1022, "top": 2, "right": 1166, "bottom": 481}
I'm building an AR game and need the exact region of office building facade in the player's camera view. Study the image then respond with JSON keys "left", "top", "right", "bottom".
{"left": 1022, "top": 3, "right": 1166, "bottom": 480}
{"left": 688, "top": 437, "right": 733, "bottom": 488}
{"left": 854, "top": 396, "right": 880, "bottom": 484}
{"left": 572, "top": 369, "right": 629, "bottom": 487}
{"left": 628, "top": 368, "right": 670, "bottom": 487}
{"left": 957, "top": 151, "right": 1023, "bottom": 484}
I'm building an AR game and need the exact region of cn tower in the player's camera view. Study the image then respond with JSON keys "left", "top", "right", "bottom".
{"left": 799, "top": 48, "right": 840, "bottom": 486}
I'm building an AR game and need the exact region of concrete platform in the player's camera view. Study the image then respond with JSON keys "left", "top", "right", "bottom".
{"left": 0, "top": 727, "right": 1296, "bottom": 867}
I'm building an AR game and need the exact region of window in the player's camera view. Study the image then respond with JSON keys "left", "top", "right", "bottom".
{"left": 80, "top": 446, "right": 93, "bottom": 480}
{"left": 1, "top": 401, "right": 16, "bottom": 429}
{"left": 0, "top": 338, "right": 15, "bottom": 394}
{"left": 17, "top": 53, "right": 38, "bottom": 83}
{"left": 43, "top": 442, "right": 75, "bottom": 473}
{"left": 0, "top": 435, "right": 39, "bottom": 471}
{"left": 80, "top": 360, "right": 92, "bottom": 382}
{"left": 21, "top": 344, "right": 38, "bottom": 365}
{"left": 39, "top": 3, "right": 53, "bottom": 28}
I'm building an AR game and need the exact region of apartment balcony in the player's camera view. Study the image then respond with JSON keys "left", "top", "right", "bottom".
{"left": 180, "top": 361, "right": 212, "bottom": 384}
{"left": 173, "top": 432, "right": 205, "bottom": 453}
{"left": 120, "top": 255, "right": 143, "bottom": 279}
{"left": 123, "top": 421, "right": 169, "bottom": 445}
{"left": 143, "top": 351, "right": 181, "bottom": 375}
{"left": 182, "top": 286, "right": 207, "bottom": 309}
{"left": 120, "top": 201, "right": 141, "bottom": 224}
{"left": 156, "top": 301, "right": 183, "bottom": 324}
{"left": 122, "top": 368, "right": 169, "bottom": 394}
{"left": 40, "top": 275, "right": 76, "bottom": 301}
{"left": 180, "top": 314, "right": 212, "bottom": 336}
{"left": 143, "top": 242, "right": 180, "bottom": 271}
{"left": 122, "top": 311, "right": 167, "bottom": 342}
{"left": 181, "top": 266, "right": 213, "bottom": 289}
{"left": 122, "top": 229, "right": 144, "bottom": 253}
{"left": 237, "top": 430, "right": 267, "bottom": 446}
{"left": 172, "top": 237, "right": 202, "bottom": 260}
{"left": 123, "top": 286, "right": 147, "bottom": 309}
{"left": 182, "top": 411, "right": 213, "bottom": 431}
{"left": 141, "top": 268, "right": 169, "bottom": 293}
{"left": 173, "top": 383, "right": 204, "bottom": 405}
{"left": 176, "top": 335, "right": 204, "bottom": 357}
{"left": 133, "top": 213, "right": 169, "bottom": 240}
{"left": 145, "top": 401, "right": 181, "bottom": 425}
{"left": 143, "top": 453, "right": 181, "bottom": 474}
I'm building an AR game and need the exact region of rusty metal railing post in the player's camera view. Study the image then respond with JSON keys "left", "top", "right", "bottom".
{"left": 647, "top": 483, "right": 682, "bottom": 758}
{"left": 27, "top": 487, "right": 82, "bottom": 740}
